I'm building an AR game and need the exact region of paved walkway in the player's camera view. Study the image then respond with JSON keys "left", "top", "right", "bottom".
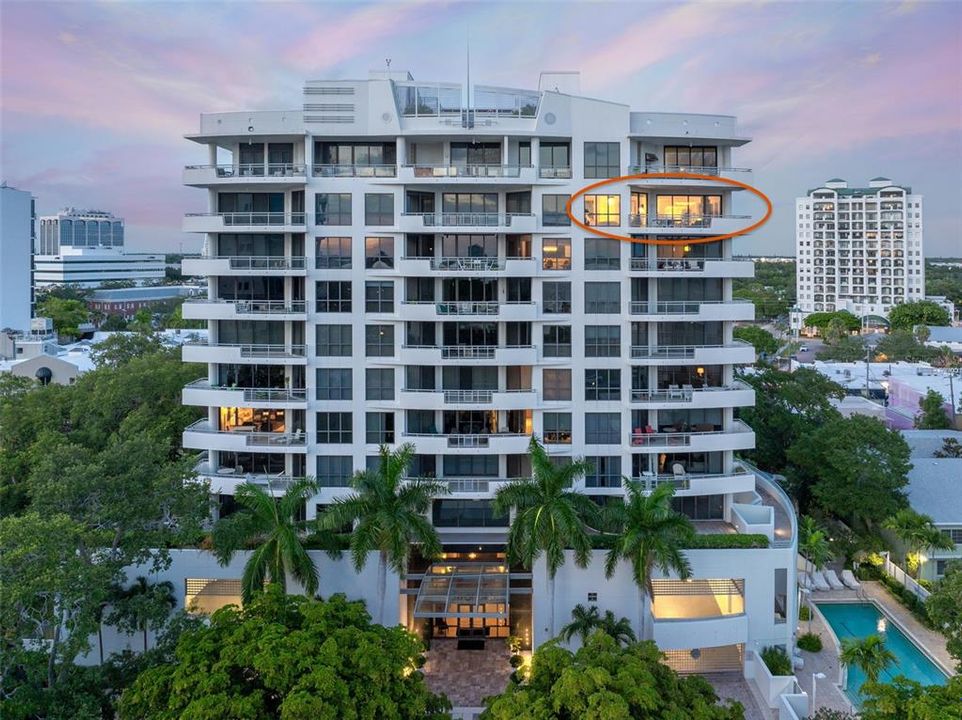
{"left": 796, "top": 603, "right": 856, "bottom": 715}
{"left": 422, "top": 639, "right": 512, "bottom": 707}
{"left": 706, "top": 674, "right": 767, "bottom": 720}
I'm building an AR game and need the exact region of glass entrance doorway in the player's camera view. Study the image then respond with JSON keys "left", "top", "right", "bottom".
{"left": 414, "top": 562, "right": 510, "bottom": 639}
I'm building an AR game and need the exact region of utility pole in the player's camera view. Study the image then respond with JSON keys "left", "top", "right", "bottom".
{"left": 865, "top": 343, "right": 871, "bottom": 398}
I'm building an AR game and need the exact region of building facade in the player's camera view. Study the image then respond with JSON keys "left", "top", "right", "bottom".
{"left": 795, "top": 178, "right": 924, "bottom": 322}
{"left": 180, "top": 69, "right": 796, "bottom": 671}
{"left": 34, "top": 208, "right": 165, "bottom": 288}
{"left": 0, "top": 184, "right": 35, "bottom": 332}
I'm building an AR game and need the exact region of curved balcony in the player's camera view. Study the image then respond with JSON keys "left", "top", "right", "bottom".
{"left": 652, "top": 612, "right": 748, "bottom": 651}
{"left": 628, "top": 214, "right": 753, "bottom": 235}
{"left": 183, "top": 420, "right": 306, "bottom": 453}
{"left": 183, "top": 163, "right": 306, "bottom": 186}
{"left": 398, "top": 164, "right": 535, "bottom": 183}
{"left": 630, "top": 341, "right": 755, "bottom": 365}
{"left": 630, "top": 381, "right": 754, "bottom": 409}
{"left": 627, "top": 164, "right": 753, "bottom": 188}
{"left": 399, "top": 212, "right": 536, "bottom": 234}
{"left": 628, "top": 420, "right": 755, "bottom": 453}
{"left": 183, "top": 255, "right": 307, "bottom": 277}
{"left": 401, "top": 432, "right": 531, "bottom": 454}
{"left": 183, "top": 212, "right": 306, "bottom": 233}
{"left": 629, "top": 258, "right": 754, "bottom": 278}
{"left": 183, "top": 380, "right": 308, "bottom": 409}
{"left": 195, "top": 461, "right": 301, "bottom": 494}
{"left": 629, "top": 300, "right": 754, "bottom": 322}
{"left": 312, "top": 163, "right": 397, "bottom": 178}
{"left": 182, "top": 299, "right": 307, "bottom": 321}
{"left": 182, "top": 342, "right": 307, "bottom": 365}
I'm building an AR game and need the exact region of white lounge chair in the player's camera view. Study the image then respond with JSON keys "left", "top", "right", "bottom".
{"left": 811, "top": 570, "right": 830, "bottom": 591}
{"left": 823, "top": 569, "right": 846, "bottom": 590}
{"left": 798, "top": 572, "right": 812, "bottom": 590}
{"left": 841, "top": 569, "right": 862, "bottom": 590}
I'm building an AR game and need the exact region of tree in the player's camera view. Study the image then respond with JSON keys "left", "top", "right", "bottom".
{"left": 860, "top": 675, "right": 962, "bottom": 720}
{"left": 90, "top": 332, "right": 165, "bottom": 368}
{"left": 733, "top": 325, "right": 779, "bottom": 356}
{"left": 914, "top": 390, "right": 952, "bottom": 429}
{"left": 106, "top": 576, "right": 177, "bottom": 652}
{"left": 481, "top": 633, "right": 745, "bottom": 720}
{"left": 934, "top": 437, "right": 962, "bottom": 458}
{"left": 883, "top": 509, "right": 953, "bottom": 577}
{"left": 601, "top": 482, "right": 694, "bottom": 641}
{"left": 117, "top": 589, "right": 451, "bottom": 720}
{"left": 318, "top": 443, "right": 446, "bottom": 625}
{"left": 926, "top": 562, "right": 962, "bottom": 669}
{"left": 839, "top": 634, "right": 895, "bottom": 685}
{"left": 128, "top": 308, "right": 154, "bottom": 333}
{"left": 787, "top": 415, "right": 910, "bottom": 527}
{"left": 816, "top": 334, "right": 867, "bottom": 362}
{"left": 804, "top": 310, "right": 861, "bottom": 333}
{"left": 36, "top": 296, "right": 89, "bottom": 338}
{"left": 874, "top": 330, "right": 939, "bottom": 363}
{"left": 597, "top": 610, "right": 636, "bottom": 647}
{"left": 212, "top": 478, "right": 322, "bottom": 605}
{"left": 799, "top": 516, "right": 833, "bottom": 578}
{"left": 492, "top": 436, "right": 598, "bottom": 638}
{"left": 99, "top": 313, "right": 129, "bottom": 331}
{"left": 560, "top": 603, "right": 600, "bottom": 645}
{"left": 888, "top": 300, "right": 951, "bottom": 330}
{"left": 823, "top": 317, "right": 851, "bottom": 346}
{"left": 163, "top": 299, "right": 204, "bottom": 330}
{"left": 737, "top": 366, "right": 844, "bottom": 483}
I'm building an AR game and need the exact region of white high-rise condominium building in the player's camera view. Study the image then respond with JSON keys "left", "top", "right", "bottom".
{"left": 180, "top": 69, "right": 796, "bottom": 671}
{"left": 34, "top": 208, "right": 165, "bottom": 288}
{"left": 0, "top": 184, "right": 35, "bottom": 332}
{"left": 795, "top": 178, "right": 924, "bottom": 320}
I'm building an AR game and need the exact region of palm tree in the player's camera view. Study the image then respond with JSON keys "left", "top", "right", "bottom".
{"left": 839, "top": 634, "right": 895, "bottom": 685}
{"left": 318, "top": 443, "right": 446, "bottom": 625}
{"left": 883, "top": 508, "right": 954, "bottom": 578}
{"left": 602, "top": 481, "right": 694, "bottom": 641}
{"left": 108, "top": 576, "right": 176, "bottom": 652}
{"left": 492, "top": 436, "right": 598, "bottom": 638}
{"left": 799, "top": 515, "right": 833, "bottom": 579}
{"left": 560, "top": 603, "right": 601, "bottom": 644}
{"left": 598, "top": 610, "right": 636, "bottom": 646}
{"left": 211, "top": 477, "right": 321, "bottom": 604}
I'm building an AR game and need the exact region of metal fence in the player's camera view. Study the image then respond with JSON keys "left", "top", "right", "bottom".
{"left": 882, "top": 554, "right": 931, "bottom": 601}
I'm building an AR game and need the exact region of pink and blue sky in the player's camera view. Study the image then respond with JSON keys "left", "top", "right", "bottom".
{"left": 2, "top": 0, "right": 960, "bottom": 255}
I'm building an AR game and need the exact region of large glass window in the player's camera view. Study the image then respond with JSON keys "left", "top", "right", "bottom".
{"left": 316, "top": 456, "right": 353, "bottom": 487}
{"left": 217, "top": 320, "right": 285, "bottom": 346}
{"left": 316, "top": 368, "right": 352, "bottom": 400}
{"left": 365, "top": 324, "right": 395, "bottom": 357}
{"left": 585, "top": 326, "right": 620, "bottom": 357}
{"left": 366, "top": 368, "right": 395, "bottom": 401}
{"left": 441, "top": 193, "right": 498, "bottom": 214}
{"left": 542, "top": 194, "right": 571, "bottom": 226}
{"left": 630, "top": 192, "right": 648, "bottom": 226}
{"left": 585, "top": 237, "right": 621, "bottom": 269}
{"left": 316, "top": 281, "right": 352, "bottom": 313}
{"left": 218, "top": 234, "right": 284, "bottom": 257}
{"left": 585, "top": 456, "right": 622, "bottom": 488}
{"left": 540, "top": 142, "right": 570, "bottom": 170}
{"left": 365, "top": 236, "right": 394, "bottom": 268}
{"left": 585, "top": 413, "right": 620, "bottom": 444}
{"left": 450, "top": 142, "right": 501, "bottom": 165}
{"left": 543, "top": 369, "right": 572, "bottom": 401}
{"left": 506, "top": 191, "right": 531, "bottom": 214}
{"left": 316, "top": 237, "right": 352, "bottom": 269}
{"left": 542, "top": 238, "right": 571, "bottom": 270}
{"left": 316, "top": 324, "right": 352, "bottom": 356}
{"left": 584, "top": 142, "right": 620, "bottom": 179}
{"left": 315, "top": 193, "right": 351, "bottom": 225}
{"left": 543, "top": 325, "right": 572, "bottom": 357}
{"left": 432, "top": 500, "right": 507, "bottom": 528}
{"left": 316, "top": 412, "right": 352, "bottom": 443}
{"left": 366, "top": 412, "right": 395, "bottom": 444}
{"left": 584, "top": 282, "right": 621, "bottom": 314}
{"left": 364, "top": 194, "right": 394, "bottom": 226}
{"left": 655, "top": 195, "right": 722, "bottom": 221}
{"left": 543, "top": 412, "right": 572, "bottom": 444}
{"left": 365, "top": 281, "right": 395, "bottom": 313}
{"left": 584, "top": 195, "right": 621, "bottom": 227}
{"left": 664, "top": 146, "right": 718, "bottom": 169}
{"left": 585, "top": 369, "right": 621, "bottom": 401}
{"left": 543, "top": 281, "right": 571, "bottom": 314}
{"left": 443, "top": 454, "right": 498, "bottom": 477}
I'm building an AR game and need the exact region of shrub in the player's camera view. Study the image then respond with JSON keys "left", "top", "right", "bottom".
{"left": 811, "top": 710, "right": 858, "bottom": 720}
{"left": 760, "top": 645, "right": 793, "bottom": 676}
{"left": 591, "top": 533, "right": 769, "bottom": 550}
{"left": 797, "top": 633, "right": 822, "bottom": 652}
{"left": 799, "top": 605, "right": 811, "bottom": 621}
{"left": 509, "top": 654, "right": 524, "bottom": 668}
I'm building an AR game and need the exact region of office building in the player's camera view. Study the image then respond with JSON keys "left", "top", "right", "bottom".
{"left": 178, "top": 69, "right": 796, "bottom": 671}
{"left": 0, "top": 184, "right": 34, "bottom": 331}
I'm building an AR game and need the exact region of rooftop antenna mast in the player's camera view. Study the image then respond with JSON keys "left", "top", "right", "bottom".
{"left": 464, "top": 28, "right": 473, "bottom": 128}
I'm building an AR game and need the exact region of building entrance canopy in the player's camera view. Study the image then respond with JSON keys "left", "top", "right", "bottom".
{"left": 413, "top": 562, "right": 509, "bottom": 619}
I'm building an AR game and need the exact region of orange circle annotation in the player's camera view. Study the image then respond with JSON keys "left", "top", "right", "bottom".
{"left": 564, "top": 172, "right": 773, "bottom": 246}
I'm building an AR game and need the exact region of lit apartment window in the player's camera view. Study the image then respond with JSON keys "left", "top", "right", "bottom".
{"left": 315, "top": 237, "right": 352, "bottom": 269}
{"left": 584, "top": 142, "right": 620, "bottom": 178}
{"left": 316, "top": 325, "right": 352, "bottom": 357}
{"left": 543, "top": 412, "right": 572, "bottom": 444}
{"left": 315, "top": 193, "right": 351, "bottom": 225}
{"left": 542, "top": 195, "right": 571, "bottom": 226}
{"left": 543, "top": 368, "right": 572, "bottom": 401}
{"left": 656, "top": 195, "right": 721, "bottom": 221}
{"left": 365, "top": 236, "right": 394, "bottom": 268}
{"left": 316, "top": 281, "right": 352, "bottom": 313}
{"left": 584, "top": 195, "right": 621, "bottom": 227}
{"left": 316, "top": 368, "right": 352, "bottom": 400}
{"left": 365, "top": 194, "right": 394, "bottom": 226}
{"left": 630, "top": 192, "right": 647, "bottom": 226}
{"left": 316, "top": 412, "right": 353, "bottom": 444}
{"left": 542, "top": 238, "right": 572, "bottom": 270}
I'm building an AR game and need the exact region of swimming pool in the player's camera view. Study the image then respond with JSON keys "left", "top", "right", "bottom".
{"left": 816, "top": 602, "right": 948, "bottom": 706}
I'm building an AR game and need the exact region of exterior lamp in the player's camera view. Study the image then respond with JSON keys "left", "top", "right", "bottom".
{"left": 683, "top": 245, "right": 691, "bottom": 253}
{"left": 812, "top": 672, "right": 826, "bottom": 712}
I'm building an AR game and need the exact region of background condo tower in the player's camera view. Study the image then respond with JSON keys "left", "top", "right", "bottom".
{"left": 180, "top": 69, "right": 797, "bottom": 672}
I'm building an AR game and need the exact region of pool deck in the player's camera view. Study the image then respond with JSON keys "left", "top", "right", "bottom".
{"left": 795, "top": 606, "right": 856, "bottom": 714}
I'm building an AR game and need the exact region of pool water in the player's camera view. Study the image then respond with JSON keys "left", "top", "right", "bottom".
{"left": 816, "top": 602, "right": 948, "bottom": 706}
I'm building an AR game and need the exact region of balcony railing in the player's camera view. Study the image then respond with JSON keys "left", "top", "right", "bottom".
{"left": 206, "top": 255, "right": 307, "bottom": 270}
{"left": 430, "top": 256, "right": 505, "bottom": 271}
{"left": 629, "top": 342, "right": 750, "bottom": 359}
{"left": 630, "top": 382, "right": 748, "bottom": 403}
{"left": 630, "top": 257, "right": 708, "bottom": 271}
{"left": 629, "top": 420, "right": 752, "bottom": 447}
{"left": 185, "top": 163, "right": 307, "bottom": 178}
{"left": 404, "top": 212, "right": 533, "bottom": 227}
{"left": 185, "top": 419, "right": 306, "bottom": 446}
{"left": 538, "top": 166, "right": 572, "bottom": 179}
{"left": 185, "top": 380, "right": 307, "bottom": 403}
{"left": 313, "top": 164, "right": 397, "bottom": 177}
{"left": 443, "top": 389, "right": 494, "bottom": 404}
{"left": 406, "top": 164, "right": 528, "bottom": 178}
{"left": 630, "top": 300, "right": 725, "bottom": 315}
{"left": 436, "top": 301, "right": 500, "bottom": 316}
{"left": 186, "top": 212, "right": 306, "bottom": 226}
{"left": 185, "top": 299, "right": 306, "bottom": 314}
{"left": 629, "top": 213, "right": 751, "bottom": 228}
{"left": 404, "top": 432, "right": 529, "bottom": 448}
{"left": 628, "top": 164, "right": 751, "bottom": 176}
{"left": 441, "top": 344, "right": 497, "bottom": 359}
{"left": 183, "top": 342, "right": 306, "bottom": 358}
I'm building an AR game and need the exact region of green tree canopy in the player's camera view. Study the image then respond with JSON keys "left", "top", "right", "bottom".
{"left": 117, "top": 589, "right": 451, "bottom": 720}
{"left": 816, "top": 334, "right": 867, "bottom": 362}
{"left": 875, "top": 330, "right": 940, "bottom": 363}
{"left": 839, "top": 634, "right": 895, "bottom": 685}
{"left": 787, "top": 415, "right": 910, "bottom": 527}
{"left": 732, "top": 325, "right": 779, "bottom": 356}
{"left": 888, "top": 300, "right": 951, "bottom": 330}
{"left": 860, "top": 675, "right": 962, "bottom": 719}
{"left": 737, "top": 367, "right": 844, "bottom": 479}
{"left": 36, "top": 296, "right": 90, "bottom": 338}
{"left": 883, "top": 509, "right": 953, "bottom": 577}
{"left": 914, "top": 390, "right": 952, "bottom": 429}
{"left": 926, "top": 562, "right": 962, "bottom": 670}
{"left": 804, "top": 310, "right": 861, "bottom": 332}
{"left": 481, "top": 633, "right": 744, "bottom": 720}
{"left": 90, "top": 332, "right": 166, "bottom": 368}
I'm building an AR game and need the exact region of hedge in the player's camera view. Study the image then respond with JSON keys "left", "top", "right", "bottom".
{"left": 591, "top": 533, "right": 769, "bottom": 550}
